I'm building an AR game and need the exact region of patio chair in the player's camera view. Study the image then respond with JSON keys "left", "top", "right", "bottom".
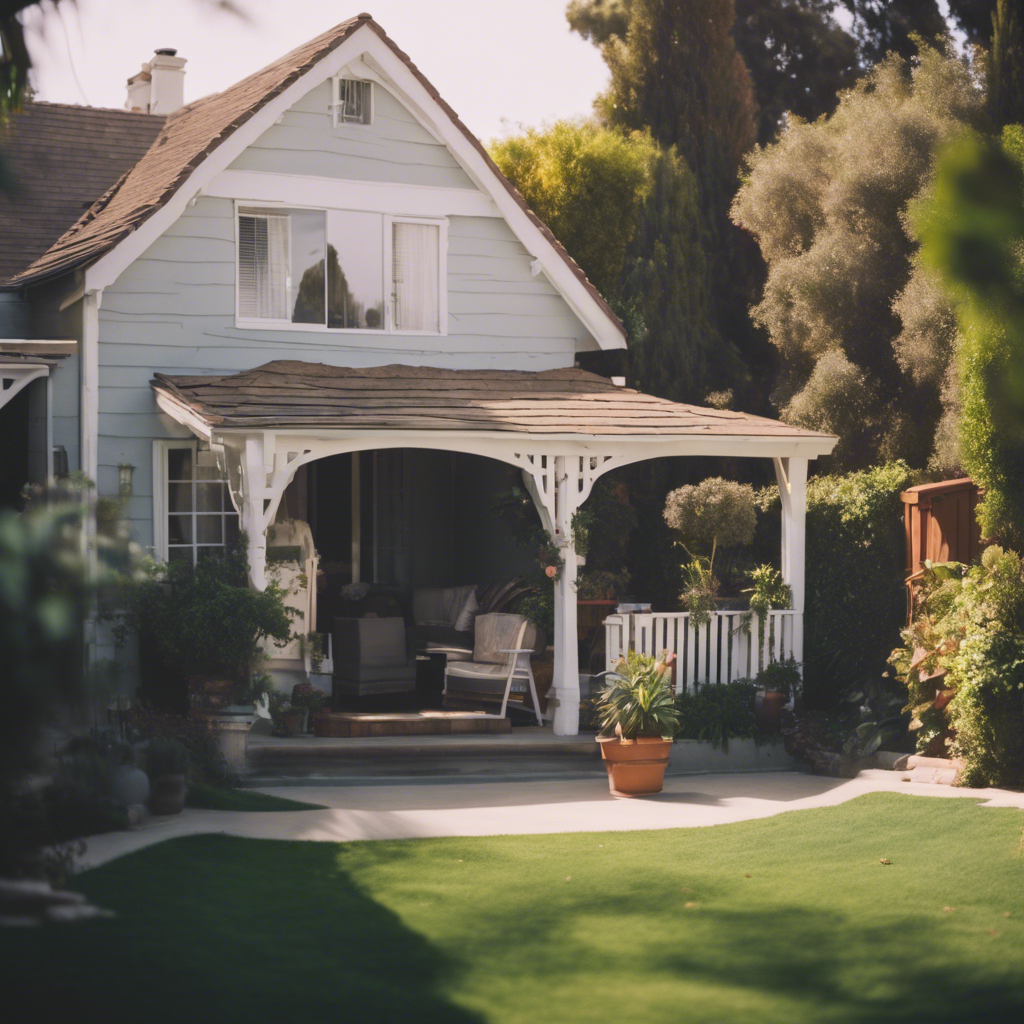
{"left": 443, "top": 613, "right": 543, "bottom": 726}
{"left": 331, "top": 616, "right": 417, "bottom": 700}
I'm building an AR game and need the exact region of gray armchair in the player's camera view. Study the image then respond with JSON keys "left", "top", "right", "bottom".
{"left": 332, "top": 617, "right": 417, "bottom": 699}
{"left": 443, "top": 613, "right": 543, "bottom": 725}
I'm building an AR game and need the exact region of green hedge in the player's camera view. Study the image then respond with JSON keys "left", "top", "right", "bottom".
{"left": 754, "top": 462, "right": 915, "bottom": 708}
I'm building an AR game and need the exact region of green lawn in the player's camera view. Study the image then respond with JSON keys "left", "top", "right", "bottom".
{"left": 6, "top": 793, "right": 1023, "bottom": 1023}
{"left": 184, "top": 781, "right": 325, "bottom": 811}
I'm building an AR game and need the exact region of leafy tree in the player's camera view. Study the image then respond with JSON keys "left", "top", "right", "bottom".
{"left": 733, "top": 45, "right": 987, "bottom": 470}
{"left": 914, "top": 127, "right": 1024, "bottom": 544}
{"left": 489, "top": 120, "right": 659, "bottom": 299}
{"left": 490, "top": 121, "right": 726, "bottom": 403}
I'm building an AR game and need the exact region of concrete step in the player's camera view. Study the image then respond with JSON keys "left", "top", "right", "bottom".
{"left": 247, "top": 729, "right": 599, "bottom": 766}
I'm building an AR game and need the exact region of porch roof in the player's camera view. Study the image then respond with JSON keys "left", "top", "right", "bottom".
{"left": 151, "top": 360, "right": 835, "bottom": 445}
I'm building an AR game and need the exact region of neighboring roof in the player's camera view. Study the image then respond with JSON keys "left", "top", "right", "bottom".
{"left": 7, "top": 15, "right": 626, "bottom": 338}
{"left": 151, "top": 361, "right": 836, "bottom": 440}
{"left": 0, "top": 103, "right": 165, "bottom": 284}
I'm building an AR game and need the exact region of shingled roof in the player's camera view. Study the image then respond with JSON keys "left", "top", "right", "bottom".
{"left": 151, "top": 361, "right": 835, "bottom": 440}
{"left": 0, "top": 103, "right": 165, "bottom": 284}
{"left": 7, "top": 15, "right": 625, "bottom": 337}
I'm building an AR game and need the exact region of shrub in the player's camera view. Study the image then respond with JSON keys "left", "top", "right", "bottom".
{"left": 123, "top": 708, "right": 232, "bottom": 787}
{"left": 892, "top": 544, "right": 1024, "bottom": 785}
{"left": 145, "top": 737, "right": 190, "bottom": 778}
{"left": 115, "top": 540, "right": 294, "bottom": 710}
{"left": 756, "top": 657, "right": 801, "bottom": 697}
{"left": 947, "top": 625, "right": 1024, "bottom": 787}
{"left": 754, "top": 461, "right": 914, "bottom": 707}
{"left": 663, "top": 477, "right": 757, "bottom": 561}
{"left": 675, "top": 681, "right": 758, "bottom": 748}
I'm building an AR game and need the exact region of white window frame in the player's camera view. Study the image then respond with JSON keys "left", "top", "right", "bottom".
{"left": 152, "top": 439, "right": 239, "bottom": 564}
{"left": 331, "top": 76, "right": 373, "bottom": 127}
{"left": 384, "top": 215, "right": 448, "bottom": 335}
{"left": 233, "top": 202, "right": 447, "bottom": 336}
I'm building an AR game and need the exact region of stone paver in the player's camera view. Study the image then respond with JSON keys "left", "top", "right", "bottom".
{"left": 76, "top": 769, "right": 1024, "bottom": 870}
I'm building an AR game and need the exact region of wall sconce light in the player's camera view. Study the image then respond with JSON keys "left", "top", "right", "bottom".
{"left": 118, "top": 463, "right": 135, "bottom": 497}
{"left": 52, "top": 445, "right": 69, "bottom": 480}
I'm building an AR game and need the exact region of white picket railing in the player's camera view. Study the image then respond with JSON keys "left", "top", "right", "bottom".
{"left": 604, "top": 610, "right": 800, "bottom": 694}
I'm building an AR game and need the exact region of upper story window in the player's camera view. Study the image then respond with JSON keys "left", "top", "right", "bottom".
{"left": 332, "top": 78, "right": 372, "bottom": 126}
{"left": 236, "top": 206, "right": 445, "bottom": 334}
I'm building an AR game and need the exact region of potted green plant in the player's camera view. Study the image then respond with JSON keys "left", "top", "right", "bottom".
{"left": 267, "top": 691, "right": 305, "bottom": 737}
{"left": 290, "top": 682, "right": 327, "bottom": 733}
{"left": 144, "top": 737, "right": 190, "bottom": 815}
{"left": 754, "top": 656, "right": 801, "bottom": 733}
{"left": 595, "top": 651, "right": 680, "bottom": 796}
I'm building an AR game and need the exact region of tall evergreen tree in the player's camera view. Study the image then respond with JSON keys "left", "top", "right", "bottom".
{"left": 947, "top": 0, "right": 1000, "bottom": 45}
{"left": 988, "top": 0, "right": 1024, "bottom": 126}
{"left": 838, "top": 1, "right": 948, "bottom": 66}
{"left": 733, "top": 1, "right": 859, "bottom": 143}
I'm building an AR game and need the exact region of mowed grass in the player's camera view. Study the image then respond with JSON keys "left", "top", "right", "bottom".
{"left": 6, "top": 793, "right": 1023, "bottom": 1023}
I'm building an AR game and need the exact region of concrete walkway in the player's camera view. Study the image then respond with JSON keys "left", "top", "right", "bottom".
{"left": 77, "top": 769, "right": 1024, "bottom": 870}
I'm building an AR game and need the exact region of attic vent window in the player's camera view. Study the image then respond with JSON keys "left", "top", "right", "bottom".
{"left": 332, "top": 78, "right": 372, "bottom": 126}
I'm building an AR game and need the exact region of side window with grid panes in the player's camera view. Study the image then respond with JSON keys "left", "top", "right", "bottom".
{"left": 166, "top": 446, "right": 239, "bottom": 563}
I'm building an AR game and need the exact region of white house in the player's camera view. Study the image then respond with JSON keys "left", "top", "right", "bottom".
{"left": 0, "top": 14, "right": 835, "bottom": 736}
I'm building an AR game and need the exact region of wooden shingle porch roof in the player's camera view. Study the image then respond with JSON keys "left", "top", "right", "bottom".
{"left": 151, "top": 360, "right": 835, "bottom": 441}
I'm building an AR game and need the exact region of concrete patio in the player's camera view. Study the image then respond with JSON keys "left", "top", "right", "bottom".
{"left": 77, "top": 769, "right": 1024, "bottom": 870}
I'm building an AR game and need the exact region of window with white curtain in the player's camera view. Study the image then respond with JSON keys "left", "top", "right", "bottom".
{"left": 237, "top": 207, "right": 444, "bottom": 333}
{"left": 238, "top": 213, "right": 290, "bottom": 320}
{"left": 391, "top": 221, "right": 440, "bottom": 332}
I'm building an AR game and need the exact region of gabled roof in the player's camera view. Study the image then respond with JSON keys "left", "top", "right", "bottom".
{"left": 0, "top": 103, "right": 165, "bottom": 284}
{"left": 7, "top": 14, "right": 626, "bottom": 341}
{"left": 151, "top": 361, "right": 835, "bottom": 441}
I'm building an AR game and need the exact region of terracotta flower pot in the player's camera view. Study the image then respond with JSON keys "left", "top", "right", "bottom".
{"left": 279, "top": 708, "right": 307, "bottom": 736}
{"left": 756, "top": 690, "right": 787, "bottom": 734}
{"left": 597, "top": 736, "right": 672, "bottom": 796}
{"left": 148, "top": 774, "right": 187, "bottom": 815}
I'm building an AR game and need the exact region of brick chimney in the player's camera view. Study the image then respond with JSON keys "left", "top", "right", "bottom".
{"left": 126, "top": 48, "right": 186, "bottom": 114}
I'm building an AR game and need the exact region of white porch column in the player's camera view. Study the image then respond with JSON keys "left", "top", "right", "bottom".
{"left": 241, "top": 435, "right": 269, "bottom": 590}
{"left": 774, "top": 457, "right": 808, "bottom": 671}
{"left": 551, "top": 455, "right": 580, "bottom": 736}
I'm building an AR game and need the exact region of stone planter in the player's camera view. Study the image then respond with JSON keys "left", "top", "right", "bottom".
{"left": 148, "top": 774, "right": 186, "bottom": 815}
{"left": 198, "top": 708, "right": 255, "bottom": 773}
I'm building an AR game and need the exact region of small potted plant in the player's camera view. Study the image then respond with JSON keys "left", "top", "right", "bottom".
{"left": 754, "top": 656, "right": 801, "bottom": 733}
{"left": 595, "top": 651, "right": 680, "bottom": 796}
{"left": 291, "top": 682, "right": 327, "bottom": 733}
{"left": 268, "top": 691, "right": 306, "bottom": 737}
{"left": 144, "top": 737, "right": 190, "bottom": 815}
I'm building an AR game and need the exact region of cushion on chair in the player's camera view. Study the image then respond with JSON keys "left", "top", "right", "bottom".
{"left": 356, "top": 617, "right": 408, "bottom": 667}
{"left": 472, "top": 613, "right": 529, "bottom": 665}
{"left": 412, "top": 585, "right": 476, "bottom": 628}
{"left": 453, "top": 588, "right": 479, "bottom": 632}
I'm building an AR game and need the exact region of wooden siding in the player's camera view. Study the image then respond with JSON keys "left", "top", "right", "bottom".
{"left": 97, "top": 79, "right": 601, "bottom": 545}
{"left": 228, "top": 81, "right": 477, "bottom": 189}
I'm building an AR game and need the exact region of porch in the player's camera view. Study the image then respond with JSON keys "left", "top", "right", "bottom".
{"left": 151, "top": 361, "right": 836, "bottom": 736}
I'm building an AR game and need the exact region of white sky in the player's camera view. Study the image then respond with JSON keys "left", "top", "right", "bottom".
{"left": 23, "top": 0, "right": 610, "bottom": 144}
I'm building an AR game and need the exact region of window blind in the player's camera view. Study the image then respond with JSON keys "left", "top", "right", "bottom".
{"left": 392, "top": 221, "right": 439, "bottom": 332}
{"left": 238, "top": 213, "right": 289, "bottom": 320}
